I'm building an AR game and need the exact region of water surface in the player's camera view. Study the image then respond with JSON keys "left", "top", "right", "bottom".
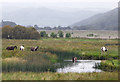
{"left": 56, "top": 60, "right": 102, "bottom": 73}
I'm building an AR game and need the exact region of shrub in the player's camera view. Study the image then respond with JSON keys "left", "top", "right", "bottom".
{"left": 58, "top": 30, "right": 64, "bottom": 38}
{"left": 40, "top": 31, "right": 48, "bottom": 37}
{"left": 87, "top": 34, "right": 94, "bottom": 37}
{"left": 66, "top": 33, "right": 71, "bottom": 38}
{"left": 50, "top": 32, "right": 57, "bottom": 38}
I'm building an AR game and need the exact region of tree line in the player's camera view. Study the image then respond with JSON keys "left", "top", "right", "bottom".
{"left": 40, "top": 30, "right": 71, "bottom": 38}
{"left": 2, "top": 25, "right": 71, "bottom": 39}
{"left": 34, "top": 25, "right": 71, "bottom": 30}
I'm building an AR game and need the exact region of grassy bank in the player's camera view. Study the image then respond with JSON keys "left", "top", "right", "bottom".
{"left": 2, "top": 72, "right": 118, "bottom": 80}
{"left": 95, "top": 60, "right": 119, "bottom": 71}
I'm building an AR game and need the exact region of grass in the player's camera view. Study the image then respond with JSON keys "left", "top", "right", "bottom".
{"left": 40, "top": 38, "right": 118, "bottom": 60}
{"left": 95, "top": 60, "right": 119, "bottom": 71}
{"left": 2, "top": 38, "right": 118, "bottom": 60}
{"left": 2, "top": 38, "right": 119, "bottom": 80}
{"left": 2, "top": 53, "right": 58, "bottom": 72}
{"left": 2, "top": 72, "right": 118, "bottom": 80}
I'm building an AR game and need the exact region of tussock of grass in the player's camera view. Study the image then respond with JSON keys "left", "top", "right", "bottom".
{"left": 95, "top": 60, "right": 119, "bottom": 71}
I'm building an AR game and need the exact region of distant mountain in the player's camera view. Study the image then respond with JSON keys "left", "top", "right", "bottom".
{"left": 0, "top": 20, "right": 72, "bottom": 30}
{"left": 71, "top": 8, "right": 118, "bottom": 30}
{"left": 0, "top": 20, "right": 40, "bottom": 30}
{"left": 0, "top": 20, "right": 17, "bottom": 27}
{"left": 2, "top": 7, "right": 99, "bottom": 27}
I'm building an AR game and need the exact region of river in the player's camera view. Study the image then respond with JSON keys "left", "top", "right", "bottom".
{"left": 56, "top": 60, "right": 102, "bottom": 73}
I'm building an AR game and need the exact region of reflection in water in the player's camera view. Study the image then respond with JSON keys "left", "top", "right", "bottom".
{"left": 56, "top": 60, "right": 102, "bottom": 73}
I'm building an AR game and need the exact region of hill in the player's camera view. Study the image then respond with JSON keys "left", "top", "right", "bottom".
{"left": 2, "top": 7, "right": 99, "bottom": 26}
{"left": 0, "top": 20, "right": 17, "bottom": 27}
{"left": 71, "top": 8, "right": 118, "bottom": 30}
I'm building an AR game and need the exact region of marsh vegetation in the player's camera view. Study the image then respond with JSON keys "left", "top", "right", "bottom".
{"left": 2, "top": 38, "right": 119, "bottom": 80}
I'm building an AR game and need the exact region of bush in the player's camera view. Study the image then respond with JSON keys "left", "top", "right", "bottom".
{"left": 40, "top": 31, "right": 48, "bottom": 37}
{"left": 87, "top": 34, "right": 94, "bottom": 37}
{"left": 50, "top": 32, "right": 57, "bottom": 38}
{"left": 58, "top": 30, "right": 64, "bottom": 38}
{"left": 66, "top": 33, "right": 71, "bottom": 38}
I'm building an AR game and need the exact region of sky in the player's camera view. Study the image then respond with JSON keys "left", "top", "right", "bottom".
{"left": 0, "top": 0, "right": 119, "bottom": 26}
{"left": 1, "top": 0, "right": 119, "bottom": 3}
{"left": 1, "top": 0, "right": 119, "bottom": 11}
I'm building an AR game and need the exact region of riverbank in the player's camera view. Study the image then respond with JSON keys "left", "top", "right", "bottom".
{"left": 95, "top": 60, "right": 119, "bottom": 71}
{"left": 2, "top": 72, "right": 118, "bottom": 80}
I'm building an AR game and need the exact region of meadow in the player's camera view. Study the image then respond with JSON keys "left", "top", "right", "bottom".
{"left": 2, "top": 38, "right": 119, "bottom": 80}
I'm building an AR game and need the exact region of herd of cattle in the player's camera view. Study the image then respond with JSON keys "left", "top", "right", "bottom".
{"left": 6, "top": 45, "right": 39, "bottom": 51}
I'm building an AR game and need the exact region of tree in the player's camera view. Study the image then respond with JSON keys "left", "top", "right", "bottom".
{"left": 58, "top": 30, "right": 64, "bottom": 38}
{"left": 12, "top": 25, "right": 26, "bottom": 39}
{"left": 2, "top": 25, "right": 13, "bottom": 39}
{"left": 2, "top": 25, "right": 40, "bottom": 39}
{"left": 30, "top": 31, "right": 40, "bottom": 39}
{"left": 26, "top": 27, "right": 40, "bottom": 39}
{"left": 50, "top": 32, "right": 57, "bottom": 38}
{"left": 40, "top": 31, "right": 48, "bottom": 37}
{"left": 66, "top": 33, "right": 71, "bottom": 38}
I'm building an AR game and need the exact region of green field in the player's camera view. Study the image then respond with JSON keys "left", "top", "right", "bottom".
{"left": 2, "top": 38, "right": 119, "bottom": 80}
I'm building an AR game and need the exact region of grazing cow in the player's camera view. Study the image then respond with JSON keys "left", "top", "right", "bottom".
{"left": 101, "top": 46, "right": 108, "bottom": 55}
{"left": 6, "top": 46, "right": 17, "bottom": 51}
{"left": 72, "top": 57, "right": 77, "bottom": 63}
{"left": 20, "top": 45, "right": 24, "bottom": 51}
{"left": 31, "top": 46, "right": 39, "bottom": 51}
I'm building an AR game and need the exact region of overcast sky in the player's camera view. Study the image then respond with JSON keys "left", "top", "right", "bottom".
{"left": 1, "top": 0, "right": 119, "bottom": 12}
{"left": 0, "top": 0, "right": 119, "bottom": 26}
{"left": 1, "top": 0, "right": 119, "bottom": 3}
